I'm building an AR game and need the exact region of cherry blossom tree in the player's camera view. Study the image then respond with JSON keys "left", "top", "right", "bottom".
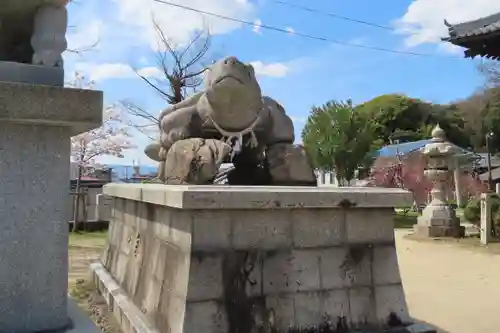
{"left": 366, "top": 152, "right": 487, "bottom": 211}
{"left": 68, "top": 72, "right": 135, "bottom": 230}
{"left": 367, "top": 153, "right": 432, "bottom": 208}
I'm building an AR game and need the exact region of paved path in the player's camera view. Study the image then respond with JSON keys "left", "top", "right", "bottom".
{"left": 396, "top": 230, "right": 500, "bottom": 333}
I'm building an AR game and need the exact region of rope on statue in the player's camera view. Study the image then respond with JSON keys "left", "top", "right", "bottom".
{"left": 208, "top": 112, "right": 261, "bottom": 159}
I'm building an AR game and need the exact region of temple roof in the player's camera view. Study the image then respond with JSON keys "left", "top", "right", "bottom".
{"left": 376, "top": 139, "right": 478, "bottom": 161}
{"left": 442, "top": 12, "right": 500, "bottom": 60}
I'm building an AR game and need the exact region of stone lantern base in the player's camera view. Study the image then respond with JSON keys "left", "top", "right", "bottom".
{"left": 414, "top": 204, "right": 465, "bottom": 238}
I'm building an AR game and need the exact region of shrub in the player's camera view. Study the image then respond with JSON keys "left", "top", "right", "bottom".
{"left": 463, "top": 199, "right": 481, "bottom": 223}
{"left": 463, "top": 194, "right": 500, "bottom": 225}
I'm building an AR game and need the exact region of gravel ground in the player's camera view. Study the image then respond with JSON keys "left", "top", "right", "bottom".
{"left": 397, "top": 229, "right": 500, "bottom": 333}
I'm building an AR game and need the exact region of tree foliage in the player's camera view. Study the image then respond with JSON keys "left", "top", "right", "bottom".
{"left": 302, "top": 100, "right": 380, "bottom": 185}
{"left": 355, "top": 94, "right": 470, "bottom": 147}
{"left": 454, "top": 86, "right": 500, "bottom": 153}
{"left": 355, "top": 94, "right": 434, "bottom": 143}
{"left": 366, "top": 154, "right": 432, "bottom": 206}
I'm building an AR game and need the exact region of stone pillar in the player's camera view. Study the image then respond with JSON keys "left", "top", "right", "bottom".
{"left": 480, "top": 193, "right": 493, "bottom": 245}
{"left": 453, "top": 157, "right": 464, "bottom": 207}
{"left": 414, "top": 125, "right": 465, "bottom": 238}
{"left": 496, "top": 183, "right": 500, "bottom": 196}
{"left": 0, "top": 83, "right": 102, "bottom": 331}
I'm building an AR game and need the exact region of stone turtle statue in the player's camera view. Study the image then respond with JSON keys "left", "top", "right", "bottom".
{"left": 0, "top": 0, "right": 68, "bottom": 66}
{"left": 145, "top": 56, "right": 316, "bottom": 186}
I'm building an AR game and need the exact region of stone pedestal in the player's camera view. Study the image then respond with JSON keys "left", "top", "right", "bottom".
{"left": 414, "top": 125, "right": 464, "bottom": 238}
{"left": 0, "top": 81, "right": 102, "bottom": 332}
{"left": 92, "top": 184, "right": 436, "bottom": 333}
{"left": 480, "top": 193, "right": 493, "bottom": 245}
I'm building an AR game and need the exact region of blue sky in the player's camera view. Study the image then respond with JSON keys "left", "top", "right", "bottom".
{"left": 65, "top": 0, "right": 500, "bottom": 166}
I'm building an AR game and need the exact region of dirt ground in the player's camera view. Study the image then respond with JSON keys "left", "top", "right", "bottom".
{"left": 397, "top": 229, "right": 500, "bottom": 333}
{"left": 68, "top": 232, "right": 121, "bottom": 333}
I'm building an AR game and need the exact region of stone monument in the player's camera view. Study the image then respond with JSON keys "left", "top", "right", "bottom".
{"left": 144, "top": 56, "right": 317, "bottom": 186}
{"left": 0, "top": 1, "right": 103, "bottom": 332}
{"left": 0, "top": 0, "right": 69, "bottom": 86}
{"left": 414, "top": 125, "right": 465, "bottom": 238}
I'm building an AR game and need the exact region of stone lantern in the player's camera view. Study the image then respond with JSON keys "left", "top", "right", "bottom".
{"left": 414, "top": 124, "right": 465, "bottom": 237}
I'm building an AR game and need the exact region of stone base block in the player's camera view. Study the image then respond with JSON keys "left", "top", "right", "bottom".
{"left": 92, "top": 185, "right": 437, "bottom": 333}
{"left": 413, "top": 225, "right": 465, "bottom": 238}
{"left": 0, "top": 61, "right": 64, "bottom": 86}
{"left": 91, "top": 262, "right": 436, "bottom": 333}
{"left": 90, "top": 262, "right": 157, "bottom": 333}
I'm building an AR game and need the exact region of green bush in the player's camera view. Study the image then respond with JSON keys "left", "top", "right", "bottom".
{"left": 463, "top": 199, "right": 481, "bottom": 223}
{"left": 463, "top": 195, "right": 500, "bottom": 224}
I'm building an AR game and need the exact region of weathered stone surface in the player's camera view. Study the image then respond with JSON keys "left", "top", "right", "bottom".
{"left": 93, "top": 185, "right": 421, "bottom": 333}
{"left": 104, "top": 184, "right": 414, "bottom": 209}
{"left": 266, "top": 143, "right": 316, "bottom": 185}
{"left": 415, "top": 125, "right": 464, "bottom": 239}
{"left": 144, "top": 56, "right": 309, "bottom": 186}
{"left": 260, "top": 96, "right": 294, "bottom": 144}
{"left": 291, "top": 209, "right": 344, "bottom": 248}
{"left": 162, "top": 138, "right": 231, "bottom": 184}
{"left": 414, "top": 225, "right": 465, "bottom": 238}
{"left": 0, "top": 82, "right": 102, "bottom": 331}
{"left": 0, "top": 81, "right": 103, "bottom": 135}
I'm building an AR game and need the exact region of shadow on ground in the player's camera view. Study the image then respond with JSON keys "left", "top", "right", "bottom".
{"left": 411, "top": 318, "right": 450, "bottom": 333}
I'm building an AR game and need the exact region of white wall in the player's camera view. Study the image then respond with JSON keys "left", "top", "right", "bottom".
{"left": 315, "top": 169, "right": 362, "bottom": 187}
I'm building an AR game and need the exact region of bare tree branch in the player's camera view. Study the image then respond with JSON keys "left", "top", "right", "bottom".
{"left": 120, "top": 16, "right": 215, "bottom": 140}
{"left": 144, "top": 15, "right": 213, "bottom": 104}
{"left": 118, "top": 101, "right": 159, "bottom": 141}
{"left": 65, "top": 37, "right": 100, "bottom": 54}
{"left": 478, "top": 60, "right": 500, "bottom": 88}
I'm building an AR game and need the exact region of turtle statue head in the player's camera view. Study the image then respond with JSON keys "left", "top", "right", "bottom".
{"left": 203, "top": 56, "right": 263, "bottom": 130}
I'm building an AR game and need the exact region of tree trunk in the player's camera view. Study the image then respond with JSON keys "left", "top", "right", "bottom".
{"left": 72, "top": 164, "right": 83, "bottom": 232}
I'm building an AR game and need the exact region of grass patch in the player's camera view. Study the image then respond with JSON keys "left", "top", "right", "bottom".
{"left": 394, "top": 209, "right": 419, "bottom": 229}
{"left": 394, "top": 214, "right": 417, "bottom": 229}
{"left": 69, "top": 231, "right": 108, "bottom": 248}
{"left": 70, "top": 279, "right": 95, "bottom": 305}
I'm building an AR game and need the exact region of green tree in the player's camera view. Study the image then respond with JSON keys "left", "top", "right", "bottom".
{"left": 454, "top": 86, "right": 500, "bottom": 152}
{"left": 302, "top": 100, "right": 379, "bottom": 186}
{"left": 430, "top": 104, "right": 471, "bottom": 149}
{"left": 356, "top": 93, "right": 470, "bottom": 147}
{"left": 483, "top": 89, "right": 500, "bottom": 153}
{"left": 355, "top": 94, "right": 433, "bottom": 144}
